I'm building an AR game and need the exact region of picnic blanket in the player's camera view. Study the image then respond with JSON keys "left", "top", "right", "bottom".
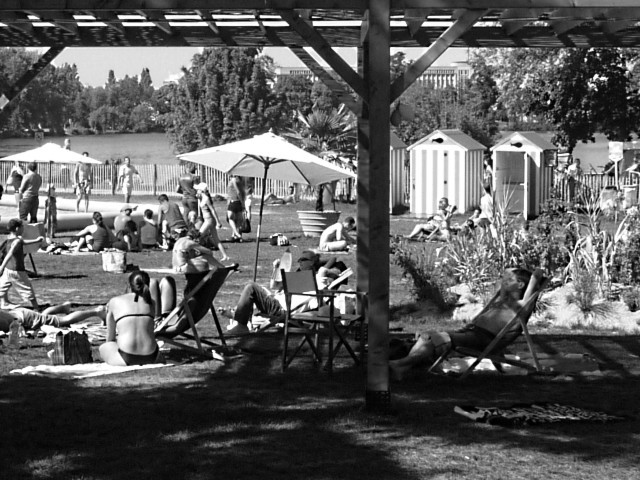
{"left": 455, "top": 403, "right": 628, "bottom": 427}
{"left": 10, "top": 362, "right": 172, "bottom": 380}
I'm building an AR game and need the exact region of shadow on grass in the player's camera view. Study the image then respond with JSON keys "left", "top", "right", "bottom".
{"left": 1, "top": 334, "right": 640, "bottom": 479}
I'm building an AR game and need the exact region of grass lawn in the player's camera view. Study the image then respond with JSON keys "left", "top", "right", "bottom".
{"left": 1, "top": 199, "right": 639, "bottom": 480}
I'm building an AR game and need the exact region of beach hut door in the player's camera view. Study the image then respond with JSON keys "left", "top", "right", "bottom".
{"left": 495, "top": 150, "right": 526, "bottom": 214}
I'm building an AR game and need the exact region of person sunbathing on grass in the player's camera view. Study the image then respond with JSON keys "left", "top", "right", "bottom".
{"left": 0, "top": 302, "right": 106, "bottom": 332}
{"left": 99, "top": 271, "right": 164, "bottom": 366}
{"left": 389, "top": 268, "right": 545, "bottom": 381}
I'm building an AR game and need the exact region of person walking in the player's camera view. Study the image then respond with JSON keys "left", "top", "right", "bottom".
{"left": 226, "top": 175, "right": 246, "bottom": 242}
{"left": 117, "top": 156, "right": 143, "bottom": 204}
{"left": 18, "top": 162, "right": 42, "bottom": 223}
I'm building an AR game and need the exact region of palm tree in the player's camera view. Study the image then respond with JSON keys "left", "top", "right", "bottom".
{"left": 286, "top": 104, "right": 356, "bottom": 210}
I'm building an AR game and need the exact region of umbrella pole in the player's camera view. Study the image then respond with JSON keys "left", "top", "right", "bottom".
{"left": 252, "top": 166, "right": 269, "bottom": 282}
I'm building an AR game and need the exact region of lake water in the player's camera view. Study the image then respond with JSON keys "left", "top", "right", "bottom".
{"left": 0, "top": 132, "right": 178, "bottom": 164}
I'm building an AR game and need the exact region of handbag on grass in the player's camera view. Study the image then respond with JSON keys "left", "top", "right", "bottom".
{"left": 52, "top": 331, "right": 93, "bottom": 365}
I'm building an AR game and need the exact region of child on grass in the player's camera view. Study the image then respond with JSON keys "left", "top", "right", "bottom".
{"left": 0, "top": 218, "right": 44, "bottom": 309}
{"left": 44, "top": 184, "right": 57, "bottom": 243}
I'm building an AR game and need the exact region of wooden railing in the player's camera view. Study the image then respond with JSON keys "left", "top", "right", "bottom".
{"left": 0, "top": 160, "right": 357, "bottom": 203}
{"left": 555, "top": 172, "right": 639, "bottom": 203}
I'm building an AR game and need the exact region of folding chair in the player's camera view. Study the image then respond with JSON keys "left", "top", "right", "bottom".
{"left": 155, "top": 263, "right": 239, "bottom": 358}
{"left": 428, "top": 286, "right": 547, "bottom": 379}
{"left": 252, "top": 266, "right": 356, "bottom": 333}
{"left": 280, "top": 269, "right": 366, "bottom": 373}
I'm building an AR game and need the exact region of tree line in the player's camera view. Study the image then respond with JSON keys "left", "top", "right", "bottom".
{"left": 2, "top": 46, "right": 640, "bottom": 156}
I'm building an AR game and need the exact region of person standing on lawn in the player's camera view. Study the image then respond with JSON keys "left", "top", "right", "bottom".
{"left": 117, "top": 156, "right": 143, "bottom": 204}
{"left": 74, "top": 153, "right": 94, "bottom": 213}
{"left": 18, "top": 162, "right": 42, "bottom": 223}
{"left": 0, "top": 219, "right": 44, "bottom": 310}
{"left": 157, "top": 194, "right": 188, "bottom": 250}
{"left": 195, "top": 183, "right": 229, "bottom": 261}
{"left": 226, "top": 175, "right": 246, "bottom": 242}
{"left": 177, "top": 164, "right": 200, "bottom": 222}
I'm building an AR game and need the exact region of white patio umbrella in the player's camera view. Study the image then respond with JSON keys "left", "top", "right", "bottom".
{"left": 3, "top": 142, "right": 103, "bottom": 202}
{"left": 2, "top": 142, "right": 102, "bottom": 164}
{"left": 178, "top": 131, "right": 356, "bottom": 280}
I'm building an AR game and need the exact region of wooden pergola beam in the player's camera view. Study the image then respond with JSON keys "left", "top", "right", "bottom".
{"left": 278, "top": 9, "right": 367, "bottom": 101}
{"left": 0, "top": 46, "right": 65, "bottom": 111}
{"left": 390, "top": 9, "right": 485, "bottom": 104}
{"left": 288, "top": 47, "right": 362, "bottom": 115}
{"left": 195, "top": 9, "right": 238, "bottom": 46}
{"left": 2, "top": 1, "right": 640, "bottom": 9}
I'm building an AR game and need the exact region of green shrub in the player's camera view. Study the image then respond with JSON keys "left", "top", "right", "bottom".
{"left": 622, "top": 287, "right": 640, "bottom": 312}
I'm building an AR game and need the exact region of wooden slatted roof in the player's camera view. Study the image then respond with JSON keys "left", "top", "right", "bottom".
{"left": 1, "top": 1, "right": 640, "bottom": 49}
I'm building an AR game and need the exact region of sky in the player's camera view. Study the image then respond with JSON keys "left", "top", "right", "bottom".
{"left": 51, "top": 46, "right": 469, "bottom": 87}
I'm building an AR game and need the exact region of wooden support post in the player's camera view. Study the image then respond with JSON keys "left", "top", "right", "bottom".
{"left": 359, "top": 0, "right": 391, "bottom": 412}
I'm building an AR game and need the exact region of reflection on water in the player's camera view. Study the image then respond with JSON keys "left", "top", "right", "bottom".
{"left": 0, "top": 132, "right": 177, "bottom": 165}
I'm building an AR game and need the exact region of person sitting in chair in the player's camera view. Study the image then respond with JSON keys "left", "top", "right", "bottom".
{"left": 389, "top": 268, "right": 545, "bottom": 381}
{"left": 405, "top": 197, "right": 456, "bottom": 242}
{"left": 225, "top": 250, "right": 347, "bottom": 335}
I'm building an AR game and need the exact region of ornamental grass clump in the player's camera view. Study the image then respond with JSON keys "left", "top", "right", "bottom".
{"left": 391, "top": 237, "right": 458, "bottom": 311}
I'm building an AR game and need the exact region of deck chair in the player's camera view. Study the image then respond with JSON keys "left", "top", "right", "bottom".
{"left": 428, "top": 284, "right": 547, "bottom": 379}
{"left": 280, "top": 268, "right": 366, "bottom": 373}
{"left": 155, "top": 263, "right": 239, "bottom": 358}
{"left": 251, "top": 263, "right": 355, "bottom": 334}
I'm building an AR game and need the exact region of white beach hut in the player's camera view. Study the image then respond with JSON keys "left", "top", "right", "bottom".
{"left": 389, "top": 131, "right": 408, "bottom": 214}
{"left": 407, "top": 129, "right": 486, "bottom": 216}
{"left": 491, "top": 131, "right": 557, "bottom": 220}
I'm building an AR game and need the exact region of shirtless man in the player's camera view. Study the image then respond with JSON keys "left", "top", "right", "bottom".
{"left": 117, "top": 156, "right": 143, "bottom": 204}
{"left": 389, "top": 268, "right": 544, "bottom": 380}
{"left": 74, "top": 152, "right": 94, "bottom": 213}
{"left": 319, "top": 216, "right": 356, "bottom": 252}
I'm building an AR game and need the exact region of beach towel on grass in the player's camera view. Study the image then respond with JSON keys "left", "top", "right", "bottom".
{"left": 10, "top": 363, "right": 172, "bottom": 380}
{"left": 455, "top": 403, "right": 628, "bottom": 427}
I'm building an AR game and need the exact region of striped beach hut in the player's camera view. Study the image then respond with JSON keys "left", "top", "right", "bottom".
{"left": 491, "top": 131, "right": 556, "bottom": 220}
{"left": 407, "top": 129, "right": 486, "bottom": 216}
{"left": 389, "top": 131, "right": 408, "bottom": 214}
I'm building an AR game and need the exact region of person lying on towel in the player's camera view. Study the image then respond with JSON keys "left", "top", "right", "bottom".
{"left": 0, "top": 303, "right": 106, "bottom": 331}
{"left": 389, "top": 268, "right": 545, "bottom": 381}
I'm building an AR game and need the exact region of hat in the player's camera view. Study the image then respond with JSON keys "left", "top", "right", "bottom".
{"left": 194, "top": 182, "right": 208, "bottom": 192}
{"left": 120, "top": 204, "right": 137, "bottom": 212}
{"left": 298, "top": 250, "right": 318, "bottom": 262}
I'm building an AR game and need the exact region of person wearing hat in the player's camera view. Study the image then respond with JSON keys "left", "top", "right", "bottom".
{"left": 114, "top": 204, "right": 137, "bottom": 234}
{"left": 157, "top": 194, "right": 187, "bottom": 250}
{"left": 225, "top": 250, "right": 346, "bottom": 335}
{"left": 195, "top": 183, "right": 229, "bottom": 261}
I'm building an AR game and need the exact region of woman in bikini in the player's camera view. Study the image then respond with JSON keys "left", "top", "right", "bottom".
{"left": 195, "top": 182, "right": 229, "bottom": 261}
{"left": 99, "top": 271, "right": 164, "bottom": 366}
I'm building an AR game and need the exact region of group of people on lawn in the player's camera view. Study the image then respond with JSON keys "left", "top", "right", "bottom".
{"left": 0, "top": 165, "right": 359, "bottom": 368}
{"left": 405, "top": 183, "right": 495, "bottom": 242}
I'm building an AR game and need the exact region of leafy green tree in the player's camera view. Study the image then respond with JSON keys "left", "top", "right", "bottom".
{"left": 531, "top": 48, "right": 640, "bottom": 151}
{"left": 162, "top": 47, "right": 277, "bottom": 153}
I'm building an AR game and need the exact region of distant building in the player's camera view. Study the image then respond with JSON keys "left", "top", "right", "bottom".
{"left": 274, "top": 62, "right": 471, "bottom": 90}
